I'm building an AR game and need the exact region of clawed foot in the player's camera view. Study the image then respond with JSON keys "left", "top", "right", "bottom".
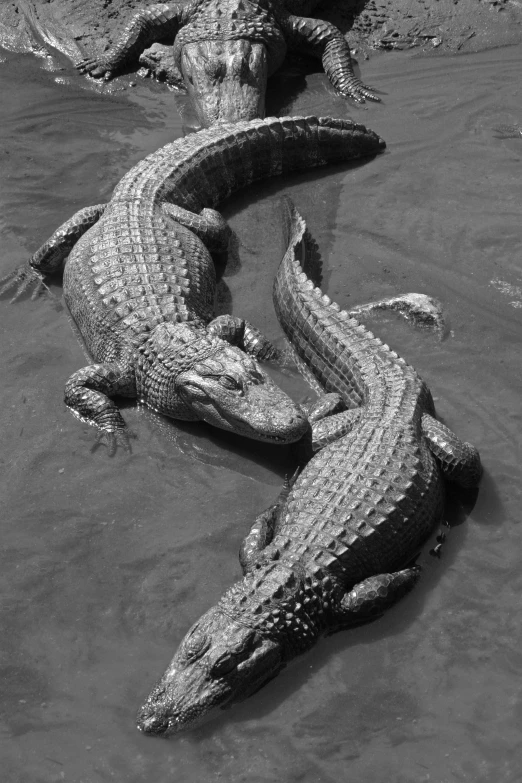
{"left": 92, "top": 426, "right": 136, "bottom": 456}
{"left": 0, "top": 264, "right": 52, "bottom": 303}
{"left": 340, "top": 79, "right": 381, "bottom": 104}
{"left": 349, "top": 293, "right": 445, "bottom": 334}
{"left": 75, "top": 58, "right": 113, "bottom": 80}
{"left": 261, "top": 345, "right": 296, "bottom": 367}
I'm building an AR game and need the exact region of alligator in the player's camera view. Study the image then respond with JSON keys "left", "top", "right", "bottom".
{"left": 75, "top": 0, "right": 379, "bottom": 129}
{"left": 136, "top": 198, "right": 482, "bottom": 736}
{"left": 493, "top": 123, "right": 522, "bottom": 139}
{"left": 0, "top": 115, "right": 384, "bottom": 453}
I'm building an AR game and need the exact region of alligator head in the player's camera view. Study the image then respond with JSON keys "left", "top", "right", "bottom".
{"left": 179, "top": 40, "right": 270, "bottom": 128}
{"left": 137, "top": 605, "right": 284, "bottom": 736}
{"left": 136, "top": 322, "right": 308, "bottom": 443}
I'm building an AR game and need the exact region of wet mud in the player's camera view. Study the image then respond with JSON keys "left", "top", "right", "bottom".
{"left": 0, "top": 39, "right": 521, "bottom": 783}
{"left": 0, "top": 0, "right": 521, "bottom": 80}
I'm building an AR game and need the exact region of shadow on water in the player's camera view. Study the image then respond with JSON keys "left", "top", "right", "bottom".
{"left": 136, "top": 405, "right": 299, "bottom": 484}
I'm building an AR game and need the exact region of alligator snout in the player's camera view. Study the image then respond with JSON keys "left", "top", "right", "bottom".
{"left": 242, "top": 394, "right": 308, "bottom": 443}
{"left": 137, "top": 713, "right": 168, "bottom": 735}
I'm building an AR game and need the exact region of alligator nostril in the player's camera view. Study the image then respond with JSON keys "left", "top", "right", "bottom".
{"left": 138, "top": 714, "right": 169, "bottom": 734}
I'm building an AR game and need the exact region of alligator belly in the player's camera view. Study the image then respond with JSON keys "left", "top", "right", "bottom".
{"left": 63, "top": 202, "right": 216, "bottom": 363}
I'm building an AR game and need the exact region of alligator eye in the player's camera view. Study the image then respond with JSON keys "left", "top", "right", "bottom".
{"left": 179, "top": 382, "right": 208, "bottom": 400}
{"left": 210, "top": 653, "right": 238, "bottom": 677}
{"left": 219, "top": 375, "right": 241, "bottom": 391}
{"left": 180, "top": 632, "right": 210, "bottom": 663}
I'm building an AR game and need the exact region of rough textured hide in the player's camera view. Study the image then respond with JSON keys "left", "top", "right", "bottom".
{"left": 1, "top": 115, "right": 384, "bottom": 452}
{"left": 136, "top": 198, "right": 481, "bottom": 736}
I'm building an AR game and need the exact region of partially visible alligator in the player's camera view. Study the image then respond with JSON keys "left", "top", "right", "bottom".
{"left": 0, "top": 116, "right": 384, "bottom": 453}
{"left": 493, "top": 123, "right": 522, "bottom": 139}
{"left": 137, "top": 199, "right": 481, "bottom": 735}
{"left": 76, "top": 0, "right": 379, "bottom": 129}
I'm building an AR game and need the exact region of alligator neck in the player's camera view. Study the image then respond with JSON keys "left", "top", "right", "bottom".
{"left": 219, "top": 560, "right": 329, "bottom": 658}
{"left": 134, "top": 321, "right": 215, "bottom": 420}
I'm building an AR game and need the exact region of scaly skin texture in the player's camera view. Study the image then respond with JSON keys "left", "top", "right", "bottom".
{"left": 137, "top": 199, "right": 482, "bottom": 736}
{"left": 1, "top": 116, "right": 384, "bottom": 453}
{"left": 75, "top": 0, "right": 378, "bottom": 128}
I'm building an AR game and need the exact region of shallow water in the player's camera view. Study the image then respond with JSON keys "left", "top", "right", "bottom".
{"left": 0, "top": 43, "right": 521, "bottom": 783}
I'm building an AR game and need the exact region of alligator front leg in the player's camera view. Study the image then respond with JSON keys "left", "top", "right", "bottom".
{"left": 281, "top": 14, "right": 379, "bottom": 103}
{"left": 239, "top": 473, "right": 297, "bottom": 573}
{"left": 422, "top": 414, "right": 482, "bottom": 488}
{"left": 76, "top": 3, "right": 186, "bottom": 79}
{"left": 64, "top": 362, "right": 136, "bottom": 455}
{"left": 207, "top": 314, "right": 282, "bottom": 362}
{"left": 330, "top": 568, "right": 421, "bottom": 631}
{"left": 0, "top": 204, "right": 106, "bottom": 302}
{"left": 161, "top": 203, "right": 231, "bottom": 252}
{"left": 239, "top": 504, "right": 279, "bottom": 575}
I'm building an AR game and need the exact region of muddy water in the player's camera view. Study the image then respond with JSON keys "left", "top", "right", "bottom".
{"left": 0, "top": 43, "right": 521, "bottom": 783}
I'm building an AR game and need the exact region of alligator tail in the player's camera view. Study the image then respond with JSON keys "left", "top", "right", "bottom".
{"left": 281, "top": 195, "right": 323, "bottom": 287}
{"left": 275, "top": 195, "right": 394, "bottom": 406}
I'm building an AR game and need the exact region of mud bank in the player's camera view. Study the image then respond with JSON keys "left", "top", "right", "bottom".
{"left": 1, "top": 0, "right": 521, "bottom": 87}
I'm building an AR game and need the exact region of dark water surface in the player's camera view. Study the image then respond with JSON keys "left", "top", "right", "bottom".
{"left": 1, "top": 44, "right": 521, "bottom": 783}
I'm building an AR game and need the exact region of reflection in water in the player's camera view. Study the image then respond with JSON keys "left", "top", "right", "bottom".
{"left": 0, "top": 44, "right": 521, "bottom": 782}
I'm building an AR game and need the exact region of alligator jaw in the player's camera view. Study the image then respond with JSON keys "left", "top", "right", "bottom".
{"left": 174, "top": 343, "right": 309, "bottom": 444}
{"left": 181, "top": 379, "right": 309, "bottom": 444}
{"left": 202, "top": 377, "right": 309, "bottom": 444}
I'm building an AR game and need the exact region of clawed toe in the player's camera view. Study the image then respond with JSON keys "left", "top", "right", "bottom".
{"left": 351, "top": 85, "right": 381, "bottom": 104}
{"left": 361, "top": 87, "right": 381, "bottom": 103}
{"left": 92, "top": 427, "right": 135, "bottom": 456}
{"left": 75, "top": 59, "right": 111, "bottom": 79}
{"left": 340, "top": 78, "right": 381, "bottom": 104}
{"left": 0, "top": 265, "right": 50, "bottom": 303}
{"left": 75, "top": 58, "right": 97, "bottom": 71}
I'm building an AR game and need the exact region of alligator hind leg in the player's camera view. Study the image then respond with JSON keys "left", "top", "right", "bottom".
{"left": 422, "top": 413, "right": 482, "bottom": 488}
{"left": 161, "top": 203, "right": 231, "bottom": 252}
{"left": 0, "top": 204, "right": 106, "bottom": 302}
{"left": 239, "top": 504, "right": 279, "bottom": 575}
{"left": 348, "top": 293, "right": 445, "bottom": 334}
{"left": 64, "top": 362, "right": 136, "bottom": 456}
{"left": 331, "top": 568, "right": 421, "bottom": 631}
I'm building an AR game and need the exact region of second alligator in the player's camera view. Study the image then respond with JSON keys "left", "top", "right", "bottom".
{"left": 76, "top": 0, "right": 379, "bottom": 128}
{"left": 1, "top": 116, "right": 384, "bottom": 452}
{"left": 137, "top": 199, "right": 482, "bottom": 735}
